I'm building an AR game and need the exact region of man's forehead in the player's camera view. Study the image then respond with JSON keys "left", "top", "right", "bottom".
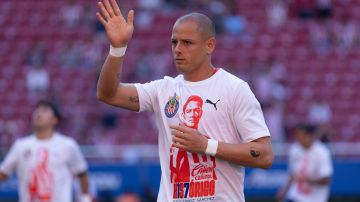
{"left": 172, "top": 21, "right": 200, "bottom": 38}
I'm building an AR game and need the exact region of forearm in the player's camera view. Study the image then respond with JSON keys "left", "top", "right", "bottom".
{"left": 281, "top": 177, "right": 293, "bottom": 194}
{"left": 216, "top": 137, "right": 273, "bottom": 169}
{"left": 308, "top": 177, "right": 331, "bottom": 186}
{"left": 277, "top": 177, "right": 293, "bottom": 201}
{"left": 78, "top": 172, "right": 90, "bottom": 194}
{"left": 96, "top": 54, "right": 124, "bottom": 100}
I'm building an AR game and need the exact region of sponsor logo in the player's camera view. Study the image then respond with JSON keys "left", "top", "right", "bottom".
{"left": 205, "top": 99, "right": 220, "bottom": 111}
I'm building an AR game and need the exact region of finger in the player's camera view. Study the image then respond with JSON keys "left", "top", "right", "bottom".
{"left": 173, "top": 142, "right": 187, "bottom": 150}
{"left": 110, "top": 0, "right": 121, "bottom": 16}
{"left": 127, "top": 10, "right": 134, "bottom": 25}
{"left": 98, "top": 2, "right": 110, "bottom": 20}
{"left": 96, "top": 12, "right": 107, "bottom": 26}
{"left": 103, "top": 0, "right": 115, "bottom": 17}
{"left": 172, "top": 136, "right": 187, "bottom": 145}
{"left": 170, "top": 125, "right": 192, "bottom": 133}
{"left": 170, "top": 125, "right": 184, "bottom": 131}
{"left": 171, "top": 129, "right": 187, "bottom": 139}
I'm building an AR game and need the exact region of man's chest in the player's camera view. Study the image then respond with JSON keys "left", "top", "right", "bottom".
{"left": 18, "top": 145, "right": 68, "bottom": 170}
{"left": 292, "top": 152, "right": 321, "bottom": 177}
{"left": 159, "top": 88, "right": 229, "bottom": 131}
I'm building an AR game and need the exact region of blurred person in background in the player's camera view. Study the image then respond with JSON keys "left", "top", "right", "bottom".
{"left": 267, "top": 0, "right": 288, "bottom": 28}
{"left": 292, "top": 0, "right": 315, "bottom": 20}
{"left": 26, "top": 42, "right": 46, "bottom": 67}
{"left": 115, "top": 191, "right": 141, "bottom": 202}
{"left": 333, "top": 14, "right": 357, "bottom": 49}
{"left": 316, "top": 0, "right": 332, "bottom": 20}
{"left": 26, "top": 64, "right": 50, "bottom": 104}
{"left": 277, "top": 124, "right": 333, "bottom": 202}
{"left": 61, "top": 0, "right": 83, "bottom": 28}
{"left": 0, "top": 101, "right": 92, "bottom": 202}
{"left": 26, "top": 64, "right": 49, "bottom": 93}
{"left": 308, "top": 97, "right": 333, "bottom": 143}
{"left": 61, "top": 42, "right": 82, "bottom": 68}
{"left": 95, "top": 0, "right": 273, "bottom": 201}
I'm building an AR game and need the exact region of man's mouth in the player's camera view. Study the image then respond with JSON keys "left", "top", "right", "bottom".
{"left": 175, "top": 58, "right": 185, "bottom": 63}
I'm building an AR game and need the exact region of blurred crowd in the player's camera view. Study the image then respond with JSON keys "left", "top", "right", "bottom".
{"left": 1, "top": 0, "right": 359, "bottom": 150}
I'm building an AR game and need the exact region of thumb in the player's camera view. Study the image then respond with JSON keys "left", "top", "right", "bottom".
{"left": 127, "top": 10, "right": 134, "bottom": 26}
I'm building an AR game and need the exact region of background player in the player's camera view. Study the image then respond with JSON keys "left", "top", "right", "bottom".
{"left": 277, "top": 124, "right": 333, "bottom": 202}
{"left": 0, "top": 101, "right": 91, "bottom": 202}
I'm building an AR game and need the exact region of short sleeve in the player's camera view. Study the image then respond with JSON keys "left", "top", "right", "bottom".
{"left": 233, "top": 82, "right": 270, "bottom": 142}
{"left": 0, "top": 142, "right": 19, "bottom": 176}
{"left": 317, "top": 147, "right": 333, "bottom": 178}
{"left": 68, "top": 140, "right": 88, "bottom": 175}
{"left": 134, "top": 79, "right": 163, "bottom": 112}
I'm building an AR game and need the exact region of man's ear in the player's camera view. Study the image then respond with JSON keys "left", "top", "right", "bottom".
{"left": 53, "top": 117, "right": 60, "bottom": 127}
{"left": 205, "top": 37, "right": 216, "bottom": 54}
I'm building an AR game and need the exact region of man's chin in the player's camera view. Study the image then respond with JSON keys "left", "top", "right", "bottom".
{"left": 175, "top": 64, "right": 187, "bottom": 73}
{"left": 32, "top": 125, "right": 46, "bottom": 131}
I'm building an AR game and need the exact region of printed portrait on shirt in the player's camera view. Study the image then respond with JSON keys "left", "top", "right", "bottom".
{"left": 181, "top": 95, "right": 203, "bottom": 129}
{"left": 170, "top": 95, "right": 217, "bottom": 200}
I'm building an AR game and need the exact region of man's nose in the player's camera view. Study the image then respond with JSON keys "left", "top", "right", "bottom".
{"left": 174, "top": 43, "right": 182, "bottom": 54}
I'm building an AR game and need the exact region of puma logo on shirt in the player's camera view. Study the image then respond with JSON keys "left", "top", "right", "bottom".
{"left": 205, "top": 99, "right": 220, "bottom": 110}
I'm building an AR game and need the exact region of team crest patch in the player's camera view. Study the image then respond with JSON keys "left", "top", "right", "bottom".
{"left": 164, "top": 93, "right": 180, "bottom": 118}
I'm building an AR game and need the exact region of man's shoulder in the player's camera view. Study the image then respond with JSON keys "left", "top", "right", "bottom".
{"left": 14, "top": 135, "right": 35, "bottom": 145}
{"left": 6, "top": 135, "right": 35, "bottom": 151}
{"left": 289, "top": 143, "right": 303, "bottom": 154}
{"left": 313, "top": 141, "right": 331, "bottom": 156}
{"left": 218, "top": 69, "right": 248, "bottom": 88}
{"left": 54, "top": 132, "right": 79, "bottom": 146}
{"left": 220, "top": 68, "right": 246, "bottom": 81}
{"left": 139, "top": 75, "right": 180, "bottom": 88}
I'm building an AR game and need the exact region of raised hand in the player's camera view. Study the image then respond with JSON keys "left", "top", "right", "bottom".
{"left": 96, "top": 0, "right": 134, "bottom": 47}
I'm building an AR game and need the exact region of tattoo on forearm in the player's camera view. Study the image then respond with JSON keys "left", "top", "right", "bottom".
{"left": 129, "top": 96, "right": 139, "bottom": 103}
{"left": 250, "top": 148, "right": 260, "bottom": 158}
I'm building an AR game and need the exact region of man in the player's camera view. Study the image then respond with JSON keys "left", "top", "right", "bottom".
{"left": 0, "top": 101, "right": 91, "bottom": 202}
{"left": 96, "top": 0, "right": 273, "bottom": 201}
{"left": 277, "top": 124, "right": 333, "bottom": 202}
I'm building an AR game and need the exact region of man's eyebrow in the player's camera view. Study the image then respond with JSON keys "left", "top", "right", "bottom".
{"left": 171, "top": 37, "right": 194, "bottom": 41}
{"left": 182, "top": 38, "right": 194, "bottom": 41}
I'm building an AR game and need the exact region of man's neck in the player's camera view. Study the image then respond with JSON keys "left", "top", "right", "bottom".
{"left": 35, "top": 128, "right": 55, "bottom": 140}
{"left": 303, "top": 141, "right": 315, "bottom": 150}
{"left": 183, "top": 63, "right": 215, "bottom": 82}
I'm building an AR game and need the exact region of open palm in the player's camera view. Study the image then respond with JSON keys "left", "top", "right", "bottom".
{"left": 96, "top": 0, "right": 134, "bottom": 47}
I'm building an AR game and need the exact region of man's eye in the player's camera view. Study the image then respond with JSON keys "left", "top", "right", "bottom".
{"left": 184, "top": 41, "right": 191, "bottom": 45}
{"left": 171, "top": 40, "right": 177, "bottom": 45}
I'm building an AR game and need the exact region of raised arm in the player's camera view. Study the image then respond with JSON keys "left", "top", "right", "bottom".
{"left": 96, "top": 0, "right": 139, "bottom": 111}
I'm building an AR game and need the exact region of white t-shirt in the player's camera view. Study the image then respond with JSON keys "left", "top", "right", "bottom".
{"left": 287, "top": 141, "right": 333, "bottom": 202}
{"left": 0, "top": 133, "right": 88, "bottom": 202}
{"left": 135, "top": 68, "right": 270, "bottom": 202}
